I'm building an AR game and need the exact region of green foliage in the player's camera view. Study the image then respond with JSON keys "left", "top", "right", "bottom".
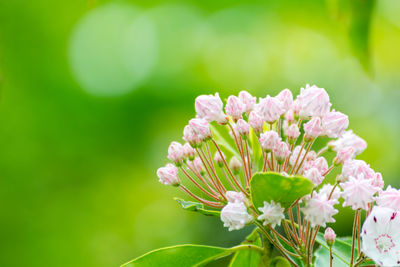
{"left": 229, "top": 228, "right": 265, "bottom": 267}
{"left": 174, "top": 198, "right": 220, "bottom": 217}
{"left": 250, "top": 172, "right": 314, "bottom": 209}
{"left": 210, "top": 123, "right": 240, "bottom": 159}
{"left": 269, "top": 257, "right": 291, "bottom": 267}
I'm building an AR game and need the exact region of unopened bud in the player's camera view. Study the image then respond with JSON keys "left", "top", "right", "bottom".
{"left": 333, "top": 147, "right": 355, "bottom": 165}
{"left": 229, "top": 157, "right": 242, "bottom": 174}
{"left": 214, "top": 151, "right": 225, "bottom": 168}
{"left": 183, "top": 143, "right": 196, "bottom": 161}
{"left": 236, "top": 119, "right": 250, "bottom": 138}
{"left": 324, "top": 227, "right": 336, "bottom": 247}
{"left": 168, "top": 141, "right": 184, "bottom": 166}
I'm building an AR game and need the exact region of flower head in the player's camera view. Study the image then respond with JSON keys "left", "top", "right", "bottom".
{"left": 168, "top": 141, "right": 184, "bottom": 165}
{"left": 257, "top": 96, "right": 285, "bottom": 124}
{"left": 226, "top": 191, "right": 246, "bottom": 203}
{"left": 276, "top": 89, "right": 293, "bottom": 112}
{"left": 189, "top": 118, "right": 211, "bottom": 140}
{"left": 377, "top": 186, "right": 400, "bottom": 211}
{"left": 322, "top": 110, "right": 349, "bottom": 138}
{"left": 298, "top": 84, "right": 331, "bottom": 118}
{"left": 329, "top": 130, "right": 367, "bottom": 156}
{"left": 324, "top": 227, "right": 336, "bottom": 247}
{"left": 195, "top": 93, "right": 227, "bottom": 124}
{"left": 341, "top": 159, "right": 375, "bottom": 181}
{"left": 334, "top": 147, "right": 355, "bottom": 165}
{"left": 301, "top": 192, "right": 338, "bottom": 227}
{"left": 257, "top": 200, "right": 285, "bottom": 228}
{"left": 183, "top": 143, "right": 196, "bottom": 161}
{"left": 341, "top": 175, "right": 380, "bottom": 210}
{"left": 273, "top": 141, "right": 291, "bottom": 164}
{"left": 183, "top": 125, "right": 201, "bottom": 147}
{"left": 225, "top": 95, "right": 244, "bottom": 121}
{"left": 236, "top": 119, "right": 250, "bottom": 137}
{"left": 221, "top": 201, "right": 253, "bottom": 231}
{"left": 304, "top": 168, "right": 323, "bottom": 186}
{"left": 259, "top": 131, "right": 281, "bottom": 152}
{"left": 157, "top": 164, "right": 180, "bottom": 186}
{"left": 248, "top": 111, "right": 264, "bottom": 133}
{"left": 239, "top": 91, "right": 256, "bottom": 114}
{"left": 304, "top": 117, "right": 323, "bottom": 141}
{"left": 285, "top": 123, "right": 300, "bottom": 140}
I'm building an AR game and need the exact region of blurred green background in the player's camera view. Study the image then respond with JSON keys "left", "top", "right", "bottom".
{"left": 0, "top": 0, "right": 400, "bottom": 266}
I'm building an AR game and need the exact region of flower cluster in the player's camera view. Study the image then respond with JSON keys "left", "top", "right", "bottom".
{"left": 156, "top": 85, "right": 399, "bottom": 266}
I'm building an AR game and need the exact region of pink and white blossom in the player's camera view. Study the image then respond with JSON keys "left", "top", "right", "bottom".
{"left": 298, "top": 84, "right": 331, "bottom": 118}
{"left": 285, "top": 124, "right": 300, "bottom": 140}
{"left": 334, "top": 147, "right": 355, "bottom": 165}
{"left": 301, "top": 192, "right": 338, "bottom": 227}
{"left": 304, "top": 117, "right": 323, "bottom": 140}
{"left": 195, "top": 93, "right": 227, "bottom": 124}
{"left": 322, "top": 110, "right": 349, "bottom": 138}
{"left": 183, "top": 143, "right": 196, "bottom": 161}
{"left": 273, "top": 141, "right": 291, "bottom": 163}
{"left": 168, "top": 141, "right": 185, "bottom": 165}
{"left": 226, "top": 191, "right": 246, "bottom": 204}
{"left": 372, "top": 172, "right": 384, "bottom": 190}
{"left": 276, "top": 89, "right": 293, "bottom": 112}
{"left": 236, "top": 119, "right": 250, "bottom": 137}
{"left": 214, "top": 151, "right": 225, "bottom": 167}
{"left": 248, "top": 111, "right": 264, "bottom": 133}
{"left": 189, "top": 118, "right": 211, "bottom": 140}
{"left": 304, "top": 168, "right": 323, "bottom": 186}
{"left": 324, "top": 227, "right": 336, "bottom": 246}
{"left": 259, "top": 131, "right": 281, "bottom": 152}
{"left": 239, "top": 91, "right": 256, "bottom": 114}
{"left": 341, "top": 175, "right": 380, "bottom": 210}
{"left": 183, "top": 125, "right": 201, "bottom": 147}
{"left": 258, "top": 200, "right": 285, "bottom": 228}
{"left": 157, "top": 164, "right": 180, "bottom": 186}
{"left": 329, "top": 130, "right": 367, "bottom": 156}
{"left": 256, "top": 96, "right": 285, "bottom": 124}
{"left": 377, "top": 186, "right": 400, "bottom": 211}
{"left": 341, "top": 159, "right": 375, "bottom": 181}
{"left": 229, "top": 157, "right": 242, "bottom": 174}
{"left": 225, "top": 95, "right": 244, "bottom": 121}
{"left": 221, "top": 202, "right": 253, "bottom": 231}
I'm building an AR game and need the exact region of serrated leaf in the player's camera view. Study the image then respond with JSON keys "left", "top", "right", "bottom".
{"left": 174, "top": 198, "right": 220, "bottom": 217}
{"left": 250, "top": 172, "right": 314, "bottom": 209}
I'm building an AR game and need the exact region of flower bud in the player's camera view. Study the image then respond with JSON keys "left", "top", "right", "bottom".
{"left": 183, "top": 125, "right": 201, "bottom": 147}
{"left": 298, "top": 84, "right": 331, "bottom": 118}
{"left": 324, "top": 227, "right": 336, "bottom": 247}
{"left": 304, "top": 117, "right": 323, "bottom": 141}
{"left": 285, "top": 123, "right": 300, "bottom": 141}
{"left": 372, "top": 172, "right": 384, "bottom": 190}
{"left": 334, "top": 147, "right": 355, "bottom": 165}
{"left": 190, "top": 157, "right": 205, "bottom": 175}
{"left": 239, "top": 91, "right": 256, "bottom": 114}
{"left": 226, "top": 191, "right": 246, "bottom": 203}
{"left": 225, "top": 95, "right": 244, "bottom": 121}
{"left": 189, "top": 118, "right": 211, "bottom": 140}
{"left": 157, "top": 164, "right": 180, "bottom": 186}
{"left": 276, "top": 89, "right": 293, "bottom": 113}
{"left": 292, "top": 99, "right": 301, "bottom": 117}
{"left": 214, "top": 151, "right": 225, "bottom": 168}
{"left": 229, "top": 157, "right": 242, "bottom": 174}
{"left": 322, "top": 110, "right": 349, "bottom": 138}
{"left": 168, "top": 141, "right": 184, "bottom": 166}
{"left": 221, "top": 202, "right": 253, "bottom": 231}
{"left": 329, "top": 130, "right": 367, "bottom": 156}
{"left": 285, "top": 109, "right": 295, "bottom": 123}
{"left": 248, "top": 111, "right": 264, "bottom": 133}
{"left": 256, "top": 96, "right": 285, "bottom": 124}
{"left": 236, "top": 119, "right": 250, "bottom": 137}
{"left": 304, "top": 167, "right": 323, "bottom": 186}
{"left": 183, "top": 143, "right": 196, "bottom": 161}
{"left": 195, "top": 93, "right": 227, "bottom": 124}
{"left": 273, "top": 141, "right": 290, "bottom": 164}
{"left": 259, "top": 131, "right": 281, "bottom": 152}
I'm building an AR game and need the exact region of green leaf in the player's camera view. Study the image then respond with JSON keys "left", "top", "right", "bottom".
{"left": 210, "top": 123, "right": 240, "bottom": 159}
{"left": 229, "top": 228, "right": 265, "bottom": 267}
{"left": 250, "top": 172, "right": 314, "bottom": 209}
{"left": 270, "top": 256, "right": 291, "bottom": 267}
{"left": 249, "top": 128, "right": 263, "bottom": 170}
{"left": 174, "top": 198, "right": 220, "bottom": 217}
{"left": 121, "top": 244, "right": 230, "bottom": 267}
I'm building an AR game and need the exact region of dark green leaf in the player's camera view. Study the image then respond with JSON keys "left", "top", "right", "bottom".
{"left": 250, "top": 172, "right": 314, "bottom": 209}
{"left": 174, "top": 198, "right": 220, "bottom": 217}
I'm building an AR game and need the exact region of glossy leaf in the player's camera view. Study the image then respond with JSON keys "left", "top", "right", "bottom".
{"left": 250, "top": 172, "right": 314, "bottom": 209}
{"left": 174, "top": 198, "right": 220, "bottom": 217}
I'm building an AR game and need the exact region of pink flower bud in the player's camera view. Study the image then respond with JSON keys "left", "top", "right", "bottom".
{"left": 259, "top": 131, "right": 281, "bottom": 152}
{"left": 191, "top": 157, "right": 205, "bottom": 175}
{"left": 303, "top": 157, "right": 328, "bottom": 174}
{"left": 273, "top": 141, "right": 290, "bottom": 163}
{"left": 377, "top": 186, "right": 400, "bottom": 210}
{"left": 298, "top": 84, "right": 331, "bottom": 118}
{"left": 195, "top": 93, "right": 227, "bottom": 124}
{"left": 239, "top": 91, "right": 256, "bottom": 114}
{"left": 304, "top": 168, "right": 323, "bottom": 186}
{"left": 189, "top": 118, "right": 211, "bottom": 140}
{"left": 168, "top": 141, "right": 184, "bottom": 165}
{"left": 229, "top": 157, "right": 242, "bottom": 174}
{"left": 329, "top": 130, "right": 367, "bottom": 156}
{"left": 256, "top": 96, "right": 285, "bottom": 124}
{"left": 285, "top": 109, "right": 295, "bottom": 123}
{"left": 304, "top": 117, "right": 323, "bottom": 141}
{"left": 324, "top": 227, "right": 336, "bottom": 247}
{"left": 292, "top": 99, "right": 301, "bottom": 116}
{"left": 225, "top": 95, "right": 244, "bottom": 121}
{"left": 276, "top": 89, "right": 293, "bottom": 112}
{"left": 214, "top": 151, "right": 225, "bottom": 167}
{"left": 322, "top": 110, "right": 349, "bottom": 138}
{"left": 183, "top": 125, "right": 201, "bottom": 147}
{"left": 334, "top": 147, "right": 355, "bottom": 165}
{"left": 372, "top": 172, "right": 384, "bottom": 190}
{"left": 341, "top": 159, "right": 375, "bottom": 182}
{"left": 157, "top": 163, "right": 180, "bottom": 186}
{"left": 285, "top": 123, "right": 300, "bottom": 140}
{"left": 226, "top": 191, "right": 246, "bottom": 203}
{"left": 248, "top": 111, "right": 264, "bottom": 133}
{"left": 183, "top": 143, "right": 196, "bottom": 161}
{"left": 236, "top": 119, "right": 250, "bottom": 137}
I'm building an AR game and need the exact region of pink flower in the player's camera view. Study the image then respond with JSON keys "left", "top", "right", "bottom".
{"left": 183, "top": 125, "right": 201, "bottom": 147}
{"left": 276, "top": 89, "right": 293, "bottom": 112}
{"left": 183, "top": 143, "right": 196, "bottom": 161}
{"left": 324, "top": 227, "right": 336, "bottom": 246}
{"left": 236, "top": 119, "right": 250, "bottom": 137}
{"left": 168, "top": 141, "right": 184, "bottom": 165}
{"left": 334, "top": 147, "right": 355, "bottom": 165}
{"left": 189, "top": 118, "right": 211, "bottom": 140}
{"left": 195, "top": 93, "right": 227, "bottom": 124}
{"left": 304, "top": 117, "right": 324, "bottom": 140}
{"left": 341, "top": 159, "right": 375, "bottom": 181}
{"left": 157, "top": 163, "right": 180, "bottom": 186}
{"left": 189, "top": 157, "right": 205, "bottom": 175}
{"left": 298, "top": 84, "right": 331, "bottom": 118}
{"left": 259, "top": 131, "right": 281, "bottom": 152}
{"left": 256, "top": 96, "right": 285, "bottom": 124}
{"left": 301, "top": 193, "right": 338, "bottom": 227}
{"left": 225, "top": 95, "right": 244, "bottom": 121}
{"left": 285, "top": 123, "right": 300, "bottom": 139}
{"left": 304, "top": 168, "right": 323, "bottom": 186}
{"left": 341, "top": 175, "right": 380, "bottom": 210}
{"left": 377, "top": 186, "right": 400, "bottom": 211}
{"left": 239, "top": 91, "right": 256, "bottom": 114}
{"left": 226, "top": 191, "right": 246, "bottom": 203}
{"left": 372, "top": 172, "right": 384, "bottom": 190}
{"left": 248, "top": 111, "right": 264, "bottom": 133}
{"left": 273, "top": 141, "right": 291, "bottom": 163}
{"left": 285, "top": 109, "right": 295, "bottom": 123}
{"left": 303, "top": 157, "right": 329, "bottom": 174}
{"left": 322, "top": 110, "right": 349, "bottom": 138}
{"left": 329, "top": 130, "right": 367, "bottom": 156}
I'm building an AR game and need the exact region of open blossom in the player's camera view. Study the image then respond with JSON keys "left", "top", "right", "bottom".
{"left": 226, "top": 191, "right": 246, "bottom": 203}
{"left": 189, "top": 118, "right": 211, "bottom": 140}
{"left": 221, "top": 201, "right": 253, "bottom": 231}
{"left": 285, "top": 123, "right": 300, "bottom": 140}
{"left": 334, "top": 147, "right": 355, "bottom": 165}
{"left": 298, "top": 84, "right": 331, "bottom": 118}
{"left": 195, "top": 93, "right": 227, "bottom": 124}
{"left": 304, "top": 168, "right": 323, "bottom": 186}
{"left": 304, "top": 117, "right": 323, "bottom": 140}
{"left": 273, "top": 141, "right": 290, "bottom": 163}
{"left": 236, "top": 119, "right": 250, "bottom": 136}
{"left": 302, "top": 192, "right": 338, "bottom": 227}
{"left": 183, "top": 143, "right": 195, "bottom": 161}
{"left": 341, "top": 159, "right": 375, "bottom": 181}
{"left": 168, "top": 141, "right": 184, "bottom": 165}
{"left": 329, "top": 130, "right": 367, "bottom": 155}
{"left": 183, "top": 125, "right": 201, "bottom": 147}
{"left": 248, "top": 111, "right": 264, "bottom": 133}
{"left": 259, "top": 131, "right": 281, "bottom": 152}
{"left": 239, "top": 91, "right": 256, "bottom": 114}
{"left": 225, "top": 95, "right": 244, "bottom": 121}
{"left": 258, "top": 200, "right": 285, "bottom": 228}
{"left": 157, "top": 164, "right": 180, "bottom": 186}
{"left": 361, "top": 206, "right": 400, "bottom": 266}
{"left": 257, "top": 96, "right": 284, "bottom": 123}
{"left": 276, "top": 89, "right": 293, "bottom": 112}
{"left": 341, "top": 175, "right": 380, "bottom": 210}
{"left": 377, "top": 186, "right": 400, "bottom": 211}
{"left": 322, "top": 111, "right": 349, "bottom": 138}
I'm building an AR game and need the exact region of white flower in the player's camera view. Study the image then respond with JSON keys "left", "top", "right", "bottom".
{"left": 304, "top": 168, "right": 323, "bottom": 186}
{"left": 329, "top": 130, "right": 367, "bottom": 156}
{"left": 256, "top": 96, "right": 285, "bottom": 123}
{"left": 257, "top": 200, "right": 285, "bottom": 228}
{"left": 195, "top": 93, "right": 227, "bottom": 124}
{"left": 298, "top": 84, "right": 331, "bottom": 118}
{"left": 301, "top": 192, "right": 338, "bottom": 227}
{"left": 225, "top": 95, "right": 244, "bottom": 121}
{"left": 318, "top": 184, "right": 342, "bottom": 201}
{"left": 239, "top": 91, "right": 256, "bottom": 114}
{"left": 361, "top": 206, "right": 400, "bottom": 266}
{"left": 340, "top": 175, "right": 380, "bottom": 210}
{"left": 341, "top": 159, "right": 375, "bottom": 181}
{"left": 156, "top": 164, "right": 180, "bottom": 186}
{"left": 226, "top": 191, "right": 246, "bottom": 203}
{"left": 321, "top": 110, "right": 349, "bottom": 138}
{"left": 377, "top": 186, "right": 400, "bottom": 211}
{"left": 276, "top": 89, "right": 293, "bottom": 112}
{"left": 221, "top": 202, "right": 253, "bottom": 231}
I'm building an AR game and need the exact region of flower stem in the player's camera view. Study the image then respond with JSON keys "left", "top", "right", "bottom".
{"left": 350, "top": 210, "right": 359, "bottom": 266}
